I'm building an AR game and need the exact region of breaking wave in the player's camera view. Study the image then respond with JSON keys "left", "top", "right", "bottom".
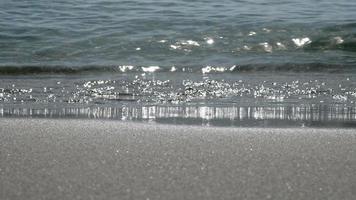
{"left": 0, "top": 63, "right": 355, "bottom": 75}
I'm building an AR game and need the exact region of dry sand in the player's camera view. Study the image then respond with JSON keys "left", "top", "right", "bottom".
{"left": 0, "top": 118, "right": 355, "bottom": 200}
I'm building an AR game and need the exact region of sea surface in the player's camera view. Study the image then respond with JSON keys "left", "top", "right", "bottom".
{"left": 1, "top": 0, "right": 356, "bottom": 127}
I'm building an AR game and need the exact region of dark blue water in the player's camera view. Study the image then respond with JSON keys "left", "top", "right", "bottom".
{"left": 1, "top": 0, "right": 356, "bottom": 126}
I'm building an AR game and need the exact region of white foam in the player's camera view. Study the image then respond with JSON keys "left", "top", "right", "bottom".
{"left": 333, "top": 36, "right": 344, "bottom": 44}
{"left": 170, "top": 66, "right": 177, "bottom": 72}
{"left": 205, "top": 37, "right": 214, "bottom": 45}
{"left": 202, "top": 66, "right": 226, "bottom": 74}
{"left": 170, "top": 44, "right": 180, "bottom": 50}
{"left": 292, "top": 37, "right": 311, "bottom": 47}
{"left": 243, "top": 45, "right": 251, "bottom": 50}
{"left": 259, "top": 42, "right": 273, "bottom": 53}
{"left": 119, "top": 65, "right": 134, "bottom": 72}
{"left": 262, "top": 28, "right": 271, "bottom": 33}
{"left": 229, "top": 65, "right": 237, "bottom": 71}
{"left": 276, "top": 42, "right": 286, "bottom": 49}
{"left": 248, "top": 31, "right": 256, "bottom": 36}
{"left": 182, "top": 40, "right": 200, "bottom": 46}
{"left": 142, "top": 66, "right": 160, "bottom": 73}
{"left": 202, "top": 66, "right": 212, "bottom": 74}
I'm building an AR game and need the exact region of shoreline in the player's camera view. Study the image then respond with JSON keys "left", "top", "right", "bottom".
{"left": 1, "top": 118, "right": 355, "bottom": 199}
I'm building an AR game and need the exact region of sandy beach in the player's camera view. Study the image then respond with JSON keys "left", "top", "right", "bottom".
{"left": 0, "top": 118, "right": 355, "bottom": 200}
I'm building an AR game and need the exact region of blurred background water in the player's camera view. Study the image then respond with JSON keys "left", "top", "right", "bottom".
{"left": 1, "top": 0, "right": 356, "bottom": 127}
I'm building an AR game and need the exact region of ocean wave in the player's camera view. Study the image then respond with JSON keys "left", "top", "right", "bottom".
{"left": 0, "top": 63, "right": 354, "bottom": 75}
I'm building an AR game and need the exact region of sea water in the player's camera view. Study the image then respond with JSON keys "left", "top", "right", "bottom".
{"left": 1, "top": 0, "right": 356, "bottom": 127}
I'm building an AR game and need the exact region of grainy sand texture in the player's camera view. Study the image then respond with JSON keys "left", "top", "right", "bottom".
{"left": 0, "top": 119, "right": 355, "bottom": 200}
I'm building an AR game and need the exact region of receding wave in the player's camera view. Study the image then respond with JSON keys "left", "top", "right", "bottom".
{"left": 2, "top": 105, "right": 356, "bottom": 128}
{"left": 0, "top": 63, "right": 354, "bottom": 75}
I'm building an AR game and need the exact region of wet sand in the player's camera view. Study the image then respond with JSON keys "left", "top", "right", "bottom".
{"left": 0, "top": 118, "right": 355, "bottom": 200}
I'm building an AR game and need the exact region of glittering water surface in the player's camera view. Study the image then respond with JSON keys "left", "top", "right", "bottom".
{"left": 1, "top": 0, "right": 356, "bottom": 68}
{"left": 1, "top": 0, "right": 356, "bottom": 126}
{"left": 1, "top": 72, "right": 356, "bottom": 127}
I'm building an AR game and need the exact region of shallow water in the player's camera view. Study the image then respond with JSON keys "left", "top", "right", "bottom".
{"left": 1, "top": 72, "right": 355, "bottom": 127}
{"left": 1, "top": 0, "right": 356, "bottom": 127}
